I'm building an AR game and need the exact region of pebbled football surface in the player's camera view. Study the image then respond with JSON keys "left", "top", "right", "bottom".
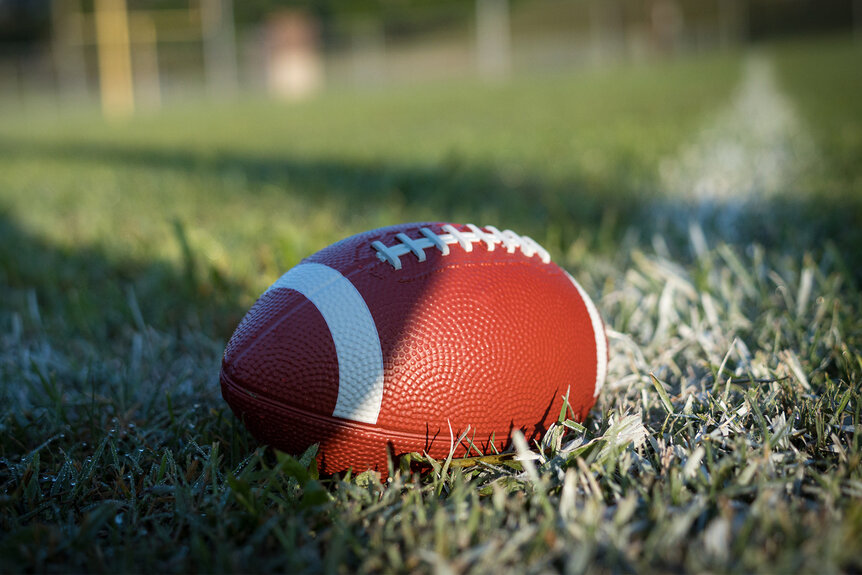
{"left": 221, "top": 222, "right": 607, "bottom": 475}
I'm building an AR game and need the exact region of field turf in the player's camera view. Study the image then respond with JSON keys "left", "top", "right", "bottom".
{"left": 0, "top": 36, "right": 860, "bottom": 573}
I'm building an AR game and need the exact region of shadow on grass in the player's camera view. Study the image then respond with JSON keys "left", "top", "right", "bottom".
{"left": 0, "top": 137, "right": 645, "bottom": 253}
{"left": 1, "top": 135, "right": 859, "bottom": 333}
{"left": 0, "top": 208, "right": 249, "bottom": 342}
{"left": 0, "top": 208, "right": 258, "bottom": 469}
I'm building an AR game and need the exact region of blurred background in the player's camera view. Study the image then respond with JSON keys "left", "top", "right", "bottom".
{"left": 0, "top": 0, "right": 858, "bottom": 112}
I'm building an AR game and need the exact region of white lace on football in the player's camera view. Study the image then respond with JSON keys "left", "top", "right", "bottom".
{"left": 372, "top": 224, "right": 551, "bottom": 270}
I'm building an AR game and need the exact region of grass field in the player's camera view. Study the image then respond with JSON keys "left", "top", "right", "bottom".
{"left": 0, "top": 35, "right": 860, "bottom": 572}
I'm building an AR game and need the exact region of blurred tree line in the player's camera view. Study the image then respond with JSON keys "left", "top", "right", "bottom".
{"left": 0, "top": 0, "right": 857, "bottom": 46}
{"left": 0, "top": 0, "right": 52, "bottom": 44}
{"left": 0, "top": 0, "right": 477, "bottom": 45}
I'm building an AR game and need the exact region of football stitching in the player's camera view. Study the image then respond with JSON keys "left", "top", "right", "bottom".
{"left": 371, "top": 223, "right": 551, "bottom": 270}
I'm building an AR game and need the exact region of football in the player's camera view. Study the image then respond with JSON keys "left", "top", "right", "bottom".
{"left": 220, "top": 222, "right": 607, "bottom": 475}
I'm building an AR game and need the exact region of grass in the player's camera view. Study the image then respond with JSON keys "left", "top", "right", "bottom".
{"left": 1, "top": 37, "right": 860, "bottom": 572}
{"left": 769, "top": 35, "right": 862, "bottom": 269}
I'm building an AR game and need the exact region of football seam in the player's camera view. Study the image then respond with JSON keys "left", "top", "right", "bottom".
{"left": 221, "top": 368, "right": 520, "bottom": 445}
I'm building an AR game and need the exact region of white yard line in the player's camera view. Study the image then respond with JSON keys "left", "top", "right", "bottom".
{"left": 656, "top": 54, "right": 816, "bottom": 231}
{"left": 603, "top": 55, "right": 818, "bottom": 395}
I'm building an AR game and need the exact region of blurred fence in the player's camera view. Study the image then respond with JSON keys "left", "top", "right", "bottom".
{"left": 0, "top": 0, "right": 858, "bottom": 115}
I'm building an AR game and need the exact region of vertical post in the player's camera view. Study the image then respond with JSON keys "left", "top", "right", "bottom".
{"left": 589, "top": 0, "right": 623, "bottom": 65}
{"left": 130, "top": 14, "right": 161, "bottom": 109}
{"left": 201, "top": 0, "right": 239, "bottom": 98}
{"left": 649, "top": 0, "right": 684, "bottom": 55}
{"left": 718, "top": 0, "right": 746, "bottom": 48}
{"left": 476, "top": 0, "right": 511, "bottom": 80}
{"left": 94, "top": 0, "right": 135, "bottom": 118}
{"left": 349, "top": 16, "right": 385, "bottom": 86}
{"left": 52, "top": 0, "right": 88, "bottom": 100}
